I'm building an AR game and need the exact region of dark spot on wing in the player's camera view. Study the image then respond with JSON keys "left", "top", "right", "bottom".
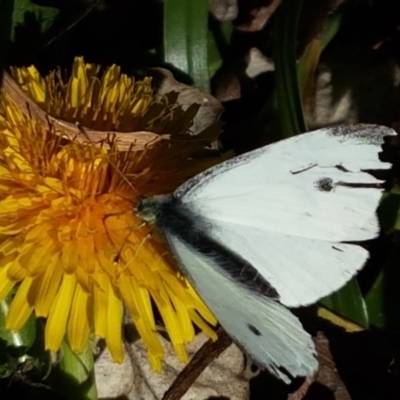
{"left": 332, "top": 245, "right": 344, "bottom": 252}
{"left": 335, "top": 164, "right": 350, "bottom": 172}
{"left": 290, "top": 163, "right": 317, "bottom": 174}
{"left": 248, "top": 324, "right": 262, "bottom": 336}
{"left": 315, "top": 177, "right": 334, "bottom": 192}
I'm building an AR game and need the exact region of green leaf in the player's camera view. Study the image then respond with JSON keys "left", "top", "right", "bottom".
{"left": 11, "top": 0, "right": 59, "bottom": 41}
{"left": 0, "top": 297, "right": 38, "bottom": 379}
{"left": 365, "top": 234, "right": 400, "bottom": 329}
{"left": 378, "top": 192, "right": 400, "bottom": 230}
{"left": 272, "top": 0, "right": 306, "bottom": 138}
{"left": 164, "top": 0, "right": 210, "bottom": 92}
{"left": 0, "top": 299, "right": 36, "bottom": 352}
{"left": 208, "top": 19, "right": 232, "bottom": 79}
{"left": 297, "top": 12, "right": 343, "bottom": 110}
{"left": 0, "top": 0, "right": 14, "bottom": 85}
{"left": 54, "top": 340, "right": 98, "bottom": 400}
{"left": 6, "top": 0, "right": 60, "bottom": 64}
{"left": 320, "top": 277, "right": 369, "bottom": 329}
{"left": 320, "top": 11, "right": 343, "bottom": 51}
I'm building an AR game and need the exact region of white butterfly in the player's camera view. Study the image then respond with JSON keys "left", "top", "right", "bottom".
{"left": 137, "top": 124, "right": 395, "bottom": 383}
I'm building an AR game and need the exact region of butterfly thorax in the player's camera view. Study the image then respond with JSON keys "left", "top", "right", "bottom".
{"left": 135, "top": 195, "right": 173, "bottom": 222}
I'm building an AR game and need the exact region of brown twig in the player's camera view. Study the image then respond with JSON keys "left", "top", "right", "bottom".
{"left": 162, "top": 327, "right": 233, "bottom": 400}
{"left": 288, "top": 376, "right": 315, "bottom": 400}
{"left": 288, "top": 331, "right": 351, "bottom": 400}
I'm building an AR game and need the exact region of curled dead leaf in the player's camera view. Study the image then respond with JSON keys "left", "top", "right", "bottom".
{"left": 2, "top": 67, "right": 224, "bottom": 151}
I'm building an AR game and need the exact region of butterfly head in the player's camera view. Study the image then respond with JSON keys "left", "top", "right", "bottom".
{"left": 135, "top": 195, "right": 171, "bottom": 222}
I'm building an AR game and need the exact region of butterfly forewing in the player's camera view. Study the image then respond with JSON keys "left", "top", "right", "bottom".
{"left": 172, "top": 125, "right": 395, "bottom": 307}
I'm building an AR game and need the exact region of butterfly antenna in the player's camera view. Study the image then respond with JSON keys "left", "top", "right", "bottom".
{"left": 74, "top": 122, "right": 147, "bottom": 264}
{"left": 113, "top": 221, "right": 148, "bottom": 265}
{"left": 75, "top": 121, "right": 140, "bottom": 197}
{"left": 44, "top": 2, "right": 98, "bottom": 47}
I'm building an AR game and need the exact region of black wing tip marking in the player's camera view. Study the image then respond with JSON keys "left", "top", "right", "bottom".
{"left": 328, "top": 124, "right": 396, "bottom": 145}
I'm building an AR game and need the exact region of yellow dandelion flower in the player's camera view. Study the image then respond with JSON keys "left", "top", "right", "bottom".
{"left": 1, "top": 58, "right": 226, "bottom": 370}
{"left": 11, "top": 56, "right": 201, "bottom": 134}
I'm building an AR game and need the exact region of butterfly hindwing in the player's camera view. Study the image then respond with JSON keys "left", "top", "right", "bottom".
{"left": 164, "top": 231, "right": 318, "bottom": 383}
